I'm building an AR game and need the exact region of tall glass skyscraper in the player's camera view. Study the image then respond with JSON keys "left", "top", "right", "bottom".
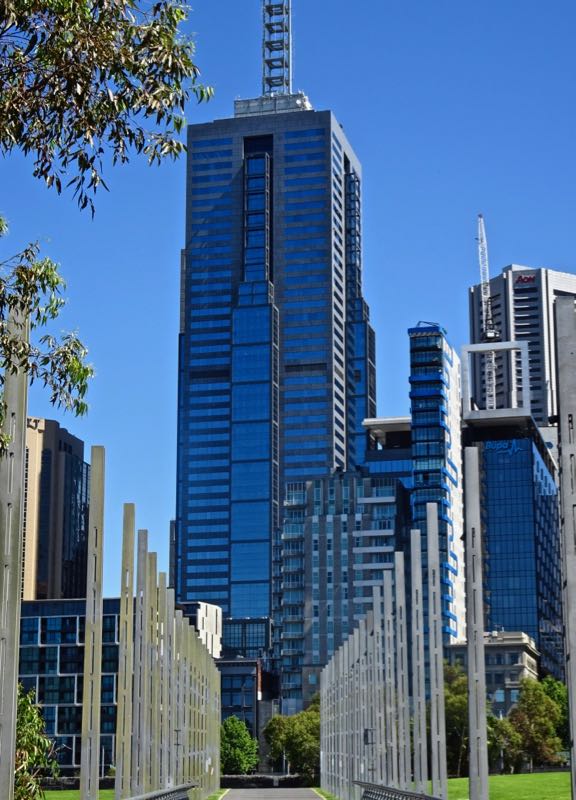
{"left": 408, "top": 323, "right": 465, "bottom": 642}
{"left": 174, "top": 93, "right": 376, "bottom": 635}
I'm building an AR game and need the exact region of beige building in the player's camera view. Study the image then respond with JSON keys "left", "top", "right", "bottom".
{"left": 23, "top": 418, "right": 90, "bottom": 599}
{"left": 448, "top": 630, "right": 539, "bottom": 716}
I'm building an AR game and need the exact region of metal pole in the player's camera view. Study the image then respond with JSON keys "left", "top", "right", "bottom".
{"left": 80, "top": 446, "right": 105, "bottom": 800}
{"left": 115, "top": 504, "right": 135, "bottom": 799}
{"left": 555, "top": 296, "right": 576, "bottom": 800}
{"left": 395, "top": 551, "right": 411, "bottom": 790}
{"left": 411, "top": 529, "right": 427, "bottom": 794}
{"left": 427, "top": 502, "right": 448, "bottom": 800}
{"left": 0, "top": 313, "right": 28, "bottom": 800}
{"left": 464, "top": 447, "right": 489, "bottom": 800}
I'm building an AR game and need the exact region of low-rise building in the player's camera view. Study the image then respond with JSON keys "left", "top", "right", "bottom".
{"left": 448, "top": 630, "right": 539, "bottom": 716}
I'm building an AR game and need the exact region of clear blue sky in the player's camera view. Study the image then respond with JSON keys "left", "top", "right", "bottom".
{"left": 2, "top": 1, "right": 575, "bottom": 596}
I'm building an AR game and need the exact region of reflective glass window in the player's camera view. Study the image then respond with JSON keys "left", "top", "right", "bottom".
{"left": 232, "top": 384, "right": 270, "bottom": 421}
{"left": 233, "top": 344, "right": 270, "bottom": 382}
{"left": 231, "top": 462, "right": 270, "bottom": 500}
{"left": 232, "top": 421, "right": 270, "bottom": 460}
{"left": 231, "top": 501, "right": 270, "bottom": 540}
{"left": 231, "top": 583, "right": 269, "bottom": 616}
{"left": 232, "top": 543, "right": 269, "bottom": 580}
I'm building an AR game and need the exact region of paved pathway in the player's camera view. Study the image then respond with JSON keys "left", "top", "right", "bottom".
{"left": 225, "top": 790, "right": 320, "bottom": 799}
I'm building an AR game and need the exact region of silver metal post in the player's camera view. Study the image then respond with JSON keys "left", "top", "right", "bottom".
{"left": 427, "top": 502, "right": 448, "bottom": 800}
{"left": 464, "top": 447, "right": 489, "bottom": 800}
{"left": 411, "top": 529, "right": 427, "bottom": 794}
{"left": 80, "top": 446, "right": 105, "bottom": 800}
{"left": 0, "top": 313, "right": 28, "bottom": 800}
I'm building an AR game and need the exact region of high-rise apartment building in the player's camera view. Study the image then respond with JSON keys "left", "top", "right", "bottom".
{"left": 174, "top": 8, "right": 375, "bottom": 640}
{"left": 23, "top": 418, "right": 90, "bottom": 600}
{"left": 408, "top": 323, "right": 465, "bottom": 642}
{"left": 469, "top": 264, "right": 576, "bottom": 426}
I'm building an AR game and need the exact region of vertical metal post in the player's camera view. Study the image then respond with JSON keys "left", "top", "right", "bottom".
{"left": 167, "top": 588, "right": 177, "bottom": 788}
{"left": 411, "top": 529, "right": 427, "bottom": 793}
{"left": 131, "top": 530, "right": 148, "bottom": 794}
{"left": 147, "top": 552, "right": 159, "bottom": 791}
{"left": 372, "top": 585, "right": 385, "bottom": 786}
{"left": 383, "top": 570, "right": 398, "bottom": 787}
{"left": 394, "top": 551, "right": 411, "bottom": 789}
{"left": 465, "top": 447, "right": 489, "bottom": 800}
{"left": 80, "top": 446, "right": 105, "bottom": 800}
{"left": 115, "top": 504, "right": 135, "bottom": 799}
{"left": 554, "top": 296, "right": 576, "bottom": 800}
{"left": 0, "top": 313, "right": 28, "bottom": 800}
{"left": 157, "top": 572, "right": 168, "bottom": 788}
{"left": 427, "top": 503, "right": 448, "bottom": 800}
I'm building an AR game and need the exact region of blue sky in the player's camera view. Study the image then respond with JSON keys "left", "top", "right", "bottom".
{"left": 2, "top": 1, "right": 575, "bottom": 596}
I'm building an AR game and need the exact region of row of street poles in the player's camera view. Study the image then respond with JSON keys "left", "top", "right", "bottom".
{"left": 321, "top": 471, "right": 494, "bottom": 800}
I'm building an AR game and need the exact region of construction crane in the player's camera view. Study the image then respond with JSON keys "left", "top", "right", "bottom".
{"left": 477, "top": 214, "right": 498, "bottom": 410}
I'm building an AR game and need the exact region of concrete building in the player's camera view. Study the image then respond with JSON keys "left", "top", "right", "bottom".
{"left": 23, "top": 418, "right": 90, "bottom": 600}
{"left": 448, "top": 631, "right": 539, "bottom": 716}
{"left": 469, "top": 264, "right": 576, "bottom": 431}
{"left": 280, "top": 465, "right": 410, "bottom": 710}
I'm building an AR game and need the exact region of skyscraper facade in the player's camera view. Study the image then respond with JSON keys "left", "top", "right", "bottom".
{"left": 23, "top": 418, "right": 90, "bottom": 600}
{"left": 469, "top": 264, "right": 576, "bottom": 426}
{"left": 462, "top": 414, "right": 563, "bottom": 679}
{"left": 408, "top": 323, "right": 465, "bottom": 643}
{"left": 174, "top": 96, "right": 376, "bottom": 635}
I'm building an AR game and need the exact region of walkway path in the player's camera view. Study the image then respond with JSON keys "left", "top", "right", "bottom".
{"left": 225, "top": 790, "right": 321, "bottom": 799}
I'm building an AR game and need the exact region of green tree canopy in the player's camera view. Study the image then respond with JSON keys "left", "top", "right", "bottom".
{"left": 541, "top": 675, "right": 570, "bottom": 750}
{"left": 263, "top": 703, "right": 320, "bottom": 784}
{"left": 509, "top": 678, "right": 562, "bottom": 770}
{"left": 15, "top": 683, "right": 58, "bottom": 800}
{"left": 220, "top": 715, "right": 259, "bottom": 775}
{"left": 0, "top": 220, "right": 93, "bottom": 454}
{"left": 1, "top": 0, "right": 210, "bottom": 439}
{"left": 444, "top": 662, "right": 469, "bottom": 777}
{"left": 0, "top": 0, "right": 211, "bottom": 212}
{"left": 487, "top": 714, "right": 523, "bottom": 774}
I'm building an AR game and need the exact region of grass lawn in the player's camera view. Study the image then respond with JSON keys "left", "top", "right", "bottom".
{"left": 448, "top": 771, "right": 570, "bottom": 800}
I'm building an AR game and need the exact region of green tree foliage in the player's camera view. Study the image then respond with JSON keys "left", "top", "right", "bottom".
{"left": 14, "top": 683, "right": 58, "bottom": 800}
{"left": 444, "top": 663, "right": 469, "bottom": 777}
{"left": 487, "top": 715, "right": 523, "bottom": 774}
{"left": 541, "top": 675, "right": 570, "bottom": 750}
{"left": 0, "top": 0, "right": 212, "bottom": 212}
{"left": 264, "top": 702, "right": 320, "bottom": 784}
{"left": 1, "top": 0, "right": 210, "bottom": 442}
{"left": 220, "top": 715, "right": 259, "bottom": 775}
{"left": 509, "top": 678, "right": 562, "bottom": 770}
{"left": 0, "top": 219, "right": 93, "bottom": 454}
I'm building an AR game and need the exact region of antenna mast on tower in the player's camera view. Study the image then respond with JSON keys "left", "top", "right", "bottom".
{"left": 477, "top": 214, "right": 499, "bottom": 410}
{"left": 262, "top": 2, "right": 292, "bottom": 96}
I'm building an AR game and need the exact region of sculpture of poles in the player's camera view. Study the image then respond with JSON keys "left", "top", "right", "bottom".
{"left": 114, "top": 512, "right": 220, "bottom": 799}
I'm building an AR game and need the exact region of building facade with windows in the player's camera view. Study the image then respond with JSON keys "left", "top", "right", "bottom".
{"left": 19, "top": 598, "right": 119, "bottom": 775}
{"left": 448, "top": 631, "right": 539, "bottom": 717}
{"left": 408, "top": 323, "right": 465, "bottom": 643}
{"left": 462, "top": 412, "right": 564, "bottom": 679}
{"left": 174, "top": 95, "right": 376, "bottom": 669}
{"left": 23, "top": 418, "right": 90, "bottom": 600}
{"left": 469, "top": 264, "right": 576, "bottom": 428}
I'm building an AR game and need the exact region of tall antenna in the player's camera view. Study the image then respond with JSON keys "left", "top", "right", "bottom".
{"left": 477, "top": 214, "right": 499, "bottom": 410}
{"left": 262, "top": 2, "right": 292, "bottom": 96}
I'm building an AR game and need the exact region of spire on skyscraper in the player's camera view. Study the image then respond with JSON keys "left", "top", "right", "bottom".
{"left": 262, "top": 2, "right": 292, "bottom": 96}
